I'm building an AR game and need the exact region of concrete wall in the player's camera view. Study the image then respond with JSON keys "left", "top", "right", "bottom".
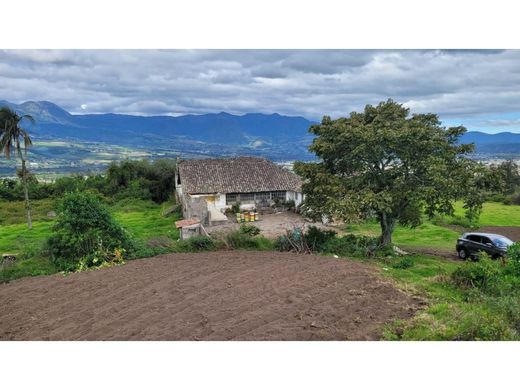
{"left": 180, "top": 194, "right": 209, "bottom": 224}
{"left": 286, "top": 191, "right": 304, "bottom": 207}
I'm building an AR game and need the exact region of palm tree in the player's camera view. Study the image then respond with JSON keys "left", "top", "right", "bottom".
{"left": 0, "top": 107, "right": 35, "bottom": 229}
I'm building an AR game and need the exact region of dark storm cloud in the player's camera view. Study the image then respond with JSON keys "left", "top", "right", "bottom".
{"left": 1, "top": 49, "right": 520, "bottom": 121}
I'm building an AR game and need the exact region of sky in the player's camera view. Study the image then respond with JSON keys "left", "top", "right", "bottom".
{"left": 1, "top": 49, "right": 520, "bottom": 133}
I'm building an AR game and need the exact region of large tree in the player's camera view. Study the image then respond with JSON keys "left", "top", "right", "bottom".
{"left": 295, "top": 99, "right": 483, "bottom": 246}
{"left": 0, "top": 107, "right": 35, "bottom": 229}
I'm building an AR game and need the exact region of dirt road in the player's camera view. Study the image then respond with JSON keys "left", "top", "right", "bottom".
{"left": 0, "top": 251, "right": 422, "bottom": 340}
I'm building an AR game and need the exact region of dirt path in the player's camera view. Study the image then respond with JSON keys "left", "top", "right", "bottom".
{"left": 401, "top": 246, "right": 460, "bottom": 261}
{"left": 0, "top": 251, "right": 422, "bottom": 341}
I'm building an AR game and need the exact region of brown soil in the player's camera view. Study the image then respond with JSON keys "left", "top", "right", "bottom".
{"left": 401, "top": 246, "right": 460, "bottom": 261}
{"left": 477, "top": 226, "right": 520, "bottom": 241}
{"left": 0, "top": 251, "right": 422, "bottom": 341}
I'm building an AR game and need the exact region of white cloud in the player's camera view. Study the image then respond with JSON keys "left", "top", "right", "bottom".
{"left": 0, "top": 49, "right": 519, "bottom": 121}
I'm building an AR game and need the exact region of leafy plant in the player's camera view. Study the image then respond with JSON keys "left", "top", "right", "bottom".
{"left": 304, "top": 226, "right": 336, "bottom": 252}
{"left": 392, "top": 257, "right": 415, "bottom": 269}
{"left": 174, "top": 236, "right": 216, "bottom": 252}
{"left": 231, "top": 202, "right": 241, "bottom": 214}
{"left": 239, "top": 224, "right": 260, "bottom": 236}
{"left": 451, "top": 254, "right": 501, "bottom": 291}
{"left": 47, "top": 192, "right": 133, "bottom": 271}
{"left": 321, "top": 234, "right": 378, "bottom": 257}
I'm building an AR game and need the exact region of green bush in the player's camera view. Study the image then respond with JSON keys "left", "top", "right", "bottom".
{"left": 304, "top": 226, "right": 337, "bottom": 252}
{"left": 321, "top": 234, "right": 377, "bottom": 257}
{"left": 503, "top": 192, "right": 520, "bottom": 206}
{"left": 174, "top": 236, "right": 216, "bottom": 252}
{"left": 224, "top": 230, "right": 273, "bottom": 250}
{"left": 429, "top": 212, "right": 479, "bottom": 229}
{"left": 392, "top": 257, "right": 415, "bottom": 269}
{"left": 47, "top": 192, "right": 134, "bottom": 271}
{"left": 451, "top": 255, "right": 501, "bottom": 291}
{"left": 239, "top": 224, "right": 260, "bottom": 236}
{"left": 231, "top": 202, "right": 241, "bottom": 214}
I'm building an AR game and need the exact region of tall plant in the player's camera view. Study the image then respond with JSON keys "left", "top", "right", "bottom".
{"left": 0, "top": 107, "right": 35, "bottom": 229}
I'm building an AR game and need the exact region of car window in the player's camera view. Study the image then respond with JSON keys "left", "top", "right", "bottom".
{"left": 493, "top": 237, "right": 514, "bottom": 247}
{"left": 466, "top": 235, "right": 481, "bottom": 243}
{"left": 481, "top": 237, "right": 493, "bottom": 245}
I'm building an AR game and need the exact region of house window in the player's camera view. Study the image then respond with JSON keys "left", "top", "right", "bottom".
{"left": 226, "top": 191, "right": 287, "bottom": 205}
{"left": 255, "top": 192, "right": 271, "bottom": 201}
{"left": 271, "top": 191, "right": 286, "bottom": 201}
{"left": 226, "top": 193, "right": 238, "bottom": 205}
{"left": 240, "top": 193, "right": 255, "bottom": 202}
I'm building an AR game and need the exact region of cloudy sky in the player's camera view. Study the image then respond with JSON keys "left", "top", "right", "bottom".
{"left": 1, "top": 49, "right": 520, "bottom": 133}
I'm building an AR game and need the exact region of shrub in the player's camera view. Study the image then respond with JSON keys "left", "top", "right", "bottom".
{"left": 231, "top": 202, "right": 241, "bottom": 214}
{"left": 174, "top": 236, "right": 216, "bottom": 252}
{"left": 503, "top": 192, "right": 520, "bottom": 206}
{"left": 239, "top": 224, "right": 260, "bottom": 236}
{"left": 451, "top": 255, "right": 501, "bottom": 291}
{"left": 304, "top": 226, "right": 337, "bottom": 252}
{"left": 224, "top": 230, "right": 273, "bottom": 250}
{"left": 47, "top": 192, "right": 134, "bottom": 271}
{"left": 321, "top": 234, "right": 377, "bottom": 257}
{"left": 392, "top": 257, "right": 415, "bottom": 269}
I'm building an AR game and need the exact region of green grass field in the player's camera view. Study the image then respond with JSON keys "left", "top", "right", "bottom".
{"left": 344, "top": 201, "right": 520, "bottom": 251}
{"left": 453, "top": 201, "right": 520, "bottom": 226}
{"left": 346, "top": 220, "right": 460, "bottom": 250}
{"left": 0, "top": 198, "right": 181, "bottom": 282}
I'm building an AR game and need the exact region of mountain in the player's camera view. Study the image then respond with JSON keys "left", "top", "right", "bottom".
{"left": 0, "top": 101, "right": 315, "bottom": 154}
{"left": 3, "top": 100, "right": 520, "bottom": 162}
{"left": 460, "top": 131, "right": 520, "bottom": 156}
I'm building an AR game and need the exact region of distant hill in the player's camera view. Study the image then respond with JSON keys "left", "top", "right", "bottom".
{"left": 2, "top": 100, "right": 520, "bottom": 160}
{"left": 0, "top": 101, "right": 316, "bottom": 160}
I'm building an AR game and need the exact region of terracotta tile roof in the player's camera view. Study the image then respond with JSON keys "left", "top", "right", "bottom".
{"left": 178, "top": 157, "right": 302, "bottom": 194}
{"left": 175, "top": 218, "right": 200, "bottom": 228}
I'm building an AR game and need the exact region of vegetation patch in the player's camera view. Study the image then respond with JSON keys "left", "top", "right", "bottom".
{"left": 46, "top": 192, "right": 134, "bottom": 271}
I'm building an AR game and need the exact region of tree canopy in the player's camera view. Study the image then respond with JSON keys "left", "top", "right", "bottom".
{"left": 295, "top": 99, "right": 483, "bottom": 245}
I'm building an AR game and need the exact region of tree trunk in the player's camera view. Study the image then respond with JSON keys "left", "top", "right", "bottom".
{"left": 21, "top": 158, "right": 32, "bottom": 230}
{"left": 379, "top": 212, "right": 395, "bottom": 246}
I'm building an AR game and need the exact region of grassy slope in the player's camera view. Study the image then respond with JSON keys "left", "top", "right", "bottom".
{"left": 342, "top": 201, "right": 520, "bottom": 339}
{"left": 346, "top": 221, "right": 459, "bottom": 250}
{"left": 0, "top": 198, "right": 180, "bottom": 282}
{"left": 453, "top": 201, "right": 520, "bottom": 226}
{"left": 345, "top": 201, "right": 520, "bottom": 251}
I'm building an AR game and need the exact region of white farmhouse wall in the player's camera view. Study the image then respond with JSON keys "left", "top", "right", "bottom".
{"left": 215, "top": 194, "right": 227, "bottom": 210}
{"left": 286, "top": 191, "right": 304, "bottom": 207}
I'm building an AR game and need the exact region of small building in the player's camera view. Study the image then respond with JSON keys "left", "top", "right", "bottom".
{"left": 175, "top": 156, "right": 303, "bottom": 224}
{"left": 175, "top": 218, "right": 202, "bottom": 240}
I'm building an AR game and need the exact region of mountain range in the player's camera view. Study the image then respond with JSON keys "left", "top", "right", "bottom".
{"left": 1, "top": 100, "right": 520, "bottom": 160}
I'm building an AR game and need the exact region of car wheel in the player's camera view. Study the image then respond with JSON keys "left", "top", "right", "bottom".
{"left": 458, "top": 248, "right": 468, "bottom": 260}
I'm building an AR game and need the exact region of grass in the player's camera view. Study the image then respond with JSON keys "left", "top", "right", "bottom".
{"left": 339, "top": 200, "right": 520, "bottom": 339}
{"left": 327, "top": 251, "right": 518, "bottom": 340}
{"left": 0, "top": 198, "right": 57, "bottom": 225}
{"left": 343, "top": 201, "right": 520, "bottom": 252}
{"left": 0, "top": 197, "right": 181, "bottom": 282}
{"left": 453, "top": 201, "right": 520, "bottom": 226}
{"left": 111, "top": 199, "right": 181, "bottom": 242}
{"left": 346, "top": 220, "right": 459, "bottom": 250}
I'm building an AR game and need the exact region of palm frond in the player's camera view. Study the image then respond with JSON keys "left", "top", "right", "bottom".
{"left": 0, "top": 107, "right": 34, "bottom": 160}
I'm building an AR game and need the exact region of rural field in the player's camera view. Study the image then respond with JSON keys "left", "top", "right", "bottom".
{"left": 0, "top": 198, "right": 181, "bottom": 282}
{"left": 0, "top": 251, "right": 422, "bottom": 341}
{"left": 2, "top": 198, "right": 520, "bottom": 340}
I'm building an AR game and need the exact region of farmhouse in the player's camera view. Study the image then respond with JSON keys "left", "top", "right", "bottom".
{"left": 175, "top": 157, "right": 303, "bottom": 224}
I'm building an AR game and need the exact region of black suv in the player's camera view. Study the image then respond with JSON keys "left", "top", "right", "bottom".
{"left": 456, "top": 232, "right": 514, "bottom": 260}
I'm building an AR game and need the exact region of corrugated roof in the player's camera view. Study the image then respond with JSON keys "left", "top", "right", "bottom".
{"left": 178, "top": 157, "right": 302, "bottom": 194}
